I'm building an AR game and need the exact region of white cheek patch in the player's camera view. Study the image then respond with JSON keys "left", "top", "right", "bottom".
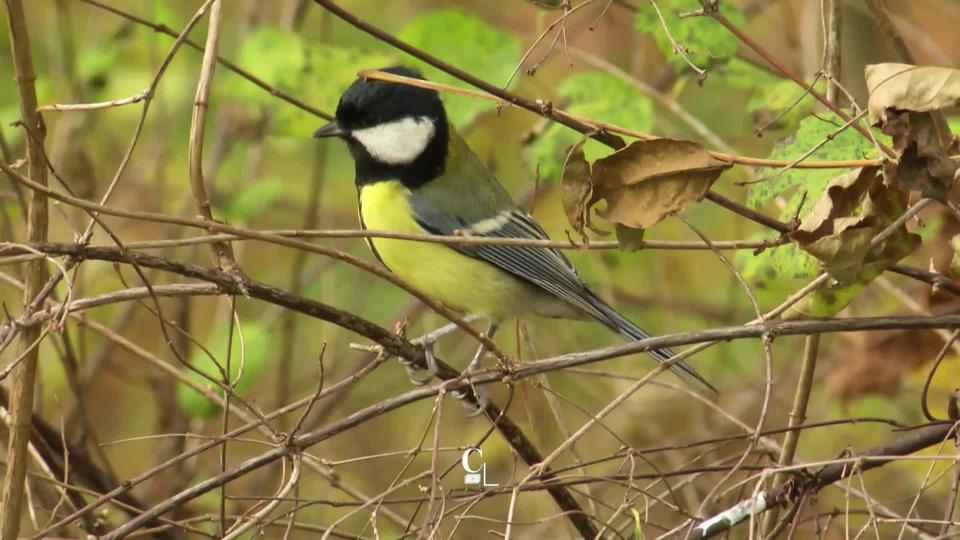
{"left": 351, "top": 116, "right": 436, "bottom": 165}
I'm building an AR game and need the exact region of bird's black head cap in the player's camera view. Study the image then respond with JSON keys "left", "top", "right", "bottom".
{"left": 325, "top": 66, "right": 449, "bottom": 188}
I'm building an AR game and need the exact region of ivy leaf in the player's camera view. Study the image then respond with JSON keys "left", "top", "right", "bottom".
{"left": 785, "top": 281, "right": 867, "bottom": 318}
{"left": 632, "top": 0, "right": 744, "bottom": 71}
{"left": 738, "top": 116, "right": 880, "bottom": 284}
{"left": 177, "top": 322, "right": 272, "bottom": 419}
{"left": 528, "top": 71, "right": 653, "bottom": 181}
{"left": 747, "top": 113, "right": 878, "bottom": 215}
{"left": 399, "top": 9, "right": 519, "bottom": 126}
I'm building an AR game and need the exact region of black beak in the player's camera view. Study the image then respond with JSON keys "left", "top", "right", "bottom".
{"left": 312, "top": 121, "right": 345, "bottom": 139}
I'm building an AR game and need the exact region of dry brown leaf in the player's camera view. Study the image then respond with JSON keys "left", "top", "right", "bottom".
{"left": 559, "top": 141, "right": 592, "bottom": 237}
{"left": 950, "top": 234, "right": 960, "bottom": 277}
{"left": 878, "top": 110, "right": 957, "bottom": 198}
{"left": 865, "top": 63, "right": 960, "bottom": 197}
{"left": 589, "top": 139, "right": 730, "bottom": 229}
{"left": 793, "top": 167, "right": 876, "bottom": 240}
{"left": 865, "top": 63, "right": 960, "bottom": 124}
{"left": 790, "top": 167, "right": 920, "bottom": 284}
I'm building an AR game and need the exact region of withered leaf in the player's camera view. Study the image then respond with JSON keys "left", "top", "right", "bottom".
{"left": 878, "top": 110, "right": 957, "bottom": 198}
{"left": 559, "top": 141, "right": 592, "bottom": 237}
{"left": 792, "top": 167, "right": 876, "bottom": 241}
{"left": 865, "top": 64, "right": 960, "bottom": 197}
{"left": 590, "top": 139, "right": 731, "bottom": 229}
{"left": 786, "top": 167, "right": 921, "bottom": 317}
{"left": 949, "top": 234, "right": 960, "bottom": 277}
{"left": 865, "top": 63, "right": 960, "bottom": 124}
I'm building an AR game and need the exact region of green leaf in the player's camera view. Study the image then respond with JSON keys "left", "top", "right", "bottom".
{"left": 633, "top": 0, "right": 744, "bottom": 71}
{"left": 747, "top": 113, "right": 877, "bottom": 215}
{"left": 720, "top": 60, "right": 830, "bottom": 132}
{"left": 528, "top": 71, "right": 653, "bottom": 181}
{"left": 177, "top": 322, "right": 272, "bottom": 419}
{"left": 301, "top": 45, "right": 393, "bottom": 115}
{"left": 786, "top": 280, "right": 867, "bottom": 318}
{"left": 735, "top": 238, "right": 819, "bottom": 282}
{"left": 737, "top": 117, "right": 883, "bottom": 284}
{"left": 399, "top": 9, "right": 520, "bottom": 126}
{"left": 225, "top": 178, "right": 284, "bottom": 222}
{"left": 770, "top": 243, "right": 820, "bottom": 279}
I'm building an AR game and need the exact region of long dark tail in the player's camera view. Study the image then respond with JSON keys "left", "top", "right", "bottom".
{"left": 583, "top": 291, "right": 717, "bottom": 393}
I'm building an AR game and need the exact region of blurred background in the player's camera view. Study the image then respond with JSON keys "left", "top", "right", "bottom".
{"left": 2, "top": 0, "right": 960, "bottom": 537}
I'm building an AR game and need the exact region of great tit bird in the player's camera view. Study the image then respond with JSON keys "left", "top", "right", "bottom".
{"left": 314, "top": 66, "right": 714, "bottom": 392}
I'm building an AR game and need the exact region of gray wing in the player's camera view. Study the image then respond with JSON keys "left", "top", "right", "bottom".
{"left": 409, "top": 191, "right": 715, "bottom": 392}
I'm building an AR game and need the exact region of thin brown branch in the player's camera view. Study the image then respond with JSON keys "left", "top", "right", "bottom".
{"left": 691, "top": 422, "right": 957, "bottom": 539}
{"left": 1, "top": 0, "right": 50, "bottom": 535}
{"left": 761, "top": 333, "right": 820, "bottom": 534}
{"left": 823, "top": 0, "right": 842, "bottom": 105}
{"left": 3, "top": 229, "right": 787, "bottom": 254}
{"left": 188, "top": 0, "right": 238, "bottom": 274}
{"left": 0, "top": 162, "right": 502, "bottom": 359}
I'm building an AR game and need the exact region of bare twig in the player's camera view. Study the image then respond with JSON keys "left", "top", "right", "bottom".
{"left": 188, "top": 0, "right": 239, "bottom": 275}
{"left": 1, "top": 1, "right": 50, "bottom": 535}
{"left": 823, "top": 0, "right": 842, "bottom": 105}
{"left": 760, "top": 333, "right": 820, "bottom": 534}
{"left": 692, "top": 422, "right": 958, "bottom": 539}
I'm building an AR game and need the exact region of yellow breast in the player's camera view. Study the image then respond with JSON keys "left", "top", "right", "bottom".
{"left": 358, "top": 180, "right": 535, "bottom": 320}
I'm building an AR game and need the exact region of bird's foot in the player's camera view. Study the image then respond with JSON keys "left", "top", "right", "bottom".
{"left": 453, "top": 385, "right": 489, "bottom": 417}
{"left": 398, "top": 353, "right": 434, "bottom": 386}
{"left": 411, "top": 315, "right": 482, "bottom": 347}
